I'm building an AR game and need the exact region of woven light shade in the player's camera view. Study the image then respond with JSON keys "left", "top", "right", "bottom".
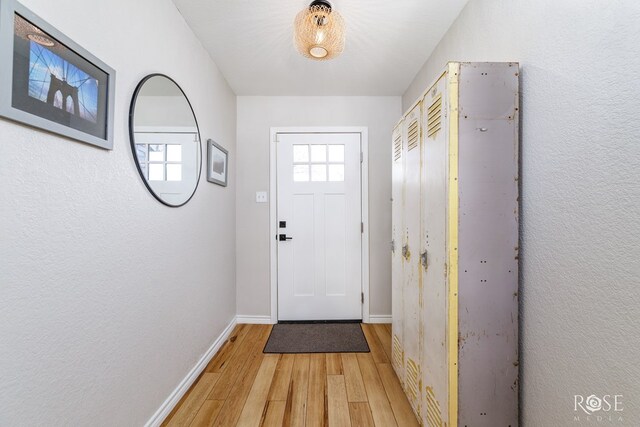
{"left": 294, "top": 0, "right": 345, "bottom": 60}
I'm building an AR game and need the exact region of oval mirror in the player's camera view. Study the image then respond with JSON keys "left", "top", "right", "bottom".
{"left": 129, "top": 74, "right": 201, "bottom": 207}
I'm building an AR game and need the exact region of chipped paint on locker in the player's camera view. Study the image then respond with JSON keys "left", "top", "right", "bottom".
{"left": 401, "top": 101, "right": 424, "bottom": 418}
{"left": 393, "top": 62, "right": 519, "bottom": 427}
{"left": 446, "top": 61, "right": 460, "bottom": 427}
{"left": 421, "top": 70, "right": 450, "bottom": 427}
{"left": 391, "top": 119, "right": 405, "bottom": 386}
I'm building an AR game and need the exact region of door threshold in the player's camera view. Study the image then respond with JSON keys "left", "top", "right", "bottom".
{"left": 278, "top": 319, "right": 363, "bottom": 324}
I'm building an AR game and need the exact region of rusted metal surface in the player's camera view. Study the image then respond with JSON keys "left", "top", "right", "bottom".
{"left": 402, "top": 102, "right": 424, "bottom": 417}
{"left": 392, "top": 62, "right": 519, "bottom": 427}
{"left": 421, "top": 71, "right": 450, "bottom": 426}
{"left": 391, "top": 120, "right": 405, "bottom": 384}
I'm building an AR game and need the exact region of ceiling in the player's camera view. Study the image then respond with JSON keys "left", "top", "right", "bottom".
{"left": 172, "top": 0, "right": 469, "bottom": 96}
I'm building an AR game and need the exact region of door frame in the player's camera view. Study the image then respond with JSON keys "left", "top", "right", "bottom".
{"left": 269, "top": 127, "right": 370, "bottom": 324}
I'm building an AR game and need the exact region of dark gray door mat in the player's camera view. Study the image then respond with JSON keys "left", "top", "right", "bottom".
{"left": 263, "top": 323, "right": 370, "bottom": 354}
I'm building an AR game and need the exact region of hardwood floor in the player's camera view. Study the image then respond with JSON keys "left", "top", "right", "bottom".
{"left": 162, "top": 323, "right": 418, "bottom": 427}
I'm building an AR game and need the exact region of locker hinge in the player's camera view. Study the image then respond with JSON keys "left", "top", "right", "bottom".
{"left": 360, "top": 152, "right": 363, "bottom": 163}
{"left": 361, "top": 292, "right": 364, "bottom": 304}
{"left": 361, "top": 222, "right": 364, "bottom": 233}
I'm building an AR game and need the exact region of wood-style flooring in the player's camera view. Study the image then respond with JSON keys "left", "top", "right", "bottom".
{"left": 161, "top": 323, "right": 418, "bottom": 427}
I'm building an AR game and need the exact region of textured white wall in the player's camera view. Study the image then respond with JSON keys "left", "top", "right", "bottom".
{"left": 236, "top": 97, "right": 401, "bottom": 318}
{"left": 403, "top": 0, "right": 640, "bottom": 424}
{"left": 0, "top": 0, "right": 237, "bottom": 425}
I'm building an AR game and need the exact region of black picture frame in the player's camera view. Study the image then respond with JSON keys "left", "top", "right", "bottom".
{"left": 0, "top": 0, "right": 115, "bottom": 149}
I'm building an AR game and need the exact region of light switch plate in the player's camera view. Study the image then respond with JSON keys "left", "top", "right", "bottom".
{"left": 256, "top": 191, "right": 268, "bottom": 203}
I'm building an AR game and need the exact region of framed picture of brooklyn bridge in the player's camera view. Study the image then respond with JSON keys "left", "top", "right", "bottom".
{"left": 0, "top": 0, "right": 115, "bottom": 149}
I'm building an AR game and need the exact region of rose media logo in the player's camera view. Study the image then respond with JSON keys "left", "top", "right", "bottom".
{"left": 573, "top": 394, "right": 623, "bottom": 423}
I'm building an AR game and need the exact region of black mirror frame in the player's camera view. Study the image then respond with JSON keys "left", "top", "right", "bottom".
{"left": 128, "top": 73, "right": 203, "bottom": 207}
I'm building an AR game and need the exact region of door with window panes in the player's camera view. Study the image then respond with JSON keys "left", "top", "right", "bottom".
{"left": 276, "top": 132, "right": 362, "bottom": 320}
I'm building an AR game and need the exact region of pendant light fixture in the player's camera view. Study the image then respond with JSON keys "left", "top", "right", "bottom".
{"left": 294, "top": 0, "right": 345, "bottom": 60}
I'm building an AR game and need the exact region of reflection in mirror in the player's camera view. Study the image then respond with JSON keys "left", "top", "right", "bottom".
{"left": 129, "top": 75, "right": 201, "bottom": 207}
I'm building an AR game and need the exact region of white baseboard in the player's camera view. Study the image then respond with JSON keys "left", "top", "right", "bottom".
{"left": 144, "top": 317, "right": 237, "bottom": 427}
{"left": 367, "top": 315, "right": 392, "bottom": 324}
{"left": 236, "top": 315, "right": 274, "bottom": 324}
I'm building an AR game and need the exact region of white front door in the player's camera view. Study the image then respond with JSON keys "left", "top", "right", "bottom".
{"left": 276, "top": 133, "right": 362, "bottom": 321}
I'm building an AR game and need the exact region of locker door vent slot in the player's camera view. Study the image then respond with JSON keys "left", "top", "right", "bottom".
{"left": 392, "top": 334, "right": 404, "bottom": 371}
{"left": 427, "top": 94, "right": 442, "bottom": 139}
{"left": 425, "top": 386, "right": 444, "bottom": 427}
{"left": 407, "top": 119, "right": 419, "bottom": 151}
{"left": 406, "top": 358, "right": 421, "bottom": 404}
{"left": 393, "top": 133, "right": 402, "bottom": 161}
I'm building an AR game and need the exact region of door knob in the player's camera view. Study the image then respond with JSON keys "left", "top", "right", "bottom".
{"left": 279, "top": 234, "right": 293, "bottom": 241}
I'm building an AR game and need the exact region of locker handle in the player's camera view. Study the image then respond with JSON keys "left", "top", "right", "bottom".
{"left": 420, "top": 250, "right": 428, "bottom": 270}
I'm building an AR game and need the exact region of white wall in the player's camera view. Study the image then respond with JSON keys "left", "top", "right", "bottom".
{"left": 236, "top": 96, "right": 401, "bottom": 319}
{"left": 403, "top": 0, "right": 640, "bottom": 424}
{"left": 135, "top": 95, "right": 197, "bottom": 128}
{"left": 0, "top": 0, "right": 237, "bottom": 425}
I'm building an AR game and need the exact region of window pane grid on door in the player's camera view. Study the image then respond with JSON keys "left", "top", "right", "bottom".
{"left": 292, "top": 144, "right": 345, "bottom": 182}
{"left": 135, "top": 143, "right": 183, "bottom": 182}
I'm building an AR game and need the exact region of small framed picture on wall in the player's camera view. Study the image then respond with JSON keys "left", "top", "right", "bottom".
{"left": 207, "top": 139, "right": 228, "bottom": 187}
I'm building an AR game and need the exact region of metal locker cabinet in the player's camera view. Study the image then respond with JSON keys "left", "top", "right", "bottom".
{"left": 401, "top": 102, "right": 423, "bottom": 416}
{"left": 392, "top": 62, "right": 519, "bottom": 427}
{"left": 456, "top": 62, "right": 519, "bottom": 427}
{"left": 420, "top": 67, "right": 451, "bottom": 427}
{"left": 391, "top": 119, "right": 405, "bottom": 386}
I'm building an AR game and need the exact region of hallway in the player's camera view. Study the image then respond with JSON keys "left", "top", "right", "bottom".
{"left": 163, "top": 324, "right": 418, "bottom": 426}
